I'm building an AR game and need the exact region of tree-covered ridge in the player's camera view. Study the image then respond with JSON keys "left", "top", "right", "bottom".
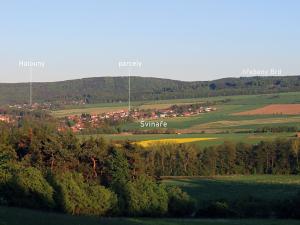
{"left": 1, "top": 76, "right": 300, "bottom": 105}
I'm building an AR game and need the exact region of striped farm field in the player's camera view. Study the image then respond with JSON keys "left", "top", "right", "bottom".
{"left": 188, "top": 116, "right": 300, "bottom": 130}
{"left": 135, "top": 137, "right": 217, "bottom": 147}
{"left": 234, "top": 104, "right": 300, "bottom": 115}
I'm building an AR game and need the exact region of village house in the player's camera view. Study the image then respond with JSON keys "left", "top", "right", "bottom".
{"left": 0, "top": 115, "right": 11, "bottom": 123}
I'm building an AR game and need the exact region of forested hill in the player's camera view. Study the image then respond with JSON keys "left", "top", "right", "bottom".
{"left": 0, "top": 76, "right": 300, "bottom": 105}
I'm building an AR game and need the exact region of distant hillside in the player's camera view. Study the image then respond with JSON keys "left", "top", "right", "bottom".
{"left": 0, "top": 76, "right": 300, "bottom": 105}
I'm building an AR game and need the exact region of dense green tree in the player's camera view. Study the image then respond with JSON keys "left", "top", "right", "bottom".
{"left": 124, "top": 175, "right": 168, "bottom": 216}
{"left": 51, "top": 172, "right": 117, "bottom": 216}
{"left": 9, "top": 167, "right": 55, "bottom": 209}
{"left": 79, "top": 137, "right": 108, "bottom": 179}
{"left": 200, "top": 146, "right": 219, "bottom": 175}
{"left": 167, "top": 186, "right": 196, "bottom": 217}
{"left": 235, "top": 142, "right": 253, "bottom": 174}
{"left": 105, "top": 147, "right": 130, "bottom": 188}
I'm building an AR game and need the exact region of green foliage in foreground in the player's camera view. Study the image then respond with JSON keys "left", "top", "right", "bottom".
{"left": 9, "top": 167, "right": 55, "bottom": 209}
{"left": 1, "top": 206, "right": 300, "bottom": 225}
{"left": 50, "top": 172, "right": 117, "bottom": 216}
{"left": 3, "top": 119, "right": 300, "bottom": 219}
{"left": 124, "top": 175, "right": 169, "bottom": 216}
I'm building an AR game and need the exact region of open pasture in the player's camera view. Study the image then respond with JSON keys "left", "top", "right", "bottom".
{"left": 188, "top": 116, "right": 300, "bottom": 130}
{"left": 163, "top": 175, "right": 300, "bottom": 203}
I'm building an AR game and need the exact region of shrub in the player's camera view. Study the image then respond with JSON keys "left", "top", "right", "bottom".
{"left": 9, "top": 167, "right": 55, "bottom": 209}
{"left": 124, "top": 175, "right": 168, "bottom": 216}
{"left": 167, "top": 186, "right": 196, "bottom": 217}
{"left": 0, "top": 144, "right": 19, "bottom": 205}
{"left": 196, "top": 200, "right": 236, "bottom": 218}
{"left": 84, "top": 184, "right": 118, "bottom": 216}
{"left": 0, "top": 168, "right": 13, "bottom": 205}
{"left": 0, "top": 144, "right": 17, "bottom": 167}
{"left": 52, "top": 172, "right": 117, "bottom": 216}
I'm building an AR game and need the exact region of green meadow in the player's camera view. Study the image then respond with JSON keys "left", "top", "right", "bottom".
{"left": 162, "top": 175, "right": 300, "bottom": 203}
{"left": 0, "top": 206, "right": 299, "bottom": 225}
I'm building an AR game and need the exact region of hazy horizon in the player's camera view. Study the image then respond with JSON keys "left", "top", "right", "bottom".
{"left": 1, "top": 0, "right": 299, "bottom": 83}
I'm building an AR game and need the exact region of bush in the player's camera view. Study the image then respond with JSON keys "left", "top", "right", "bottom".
{"left": 0, "top": 168, "right": 13, "bottom": 205}
{"left": 9, "top": 167, "right": 55, "bottom": 209}
{"left": 0, "top": 144, "right": 17, "bottom": 168}
{"left": 52, "top": 172, "right": 117, "bottom": 216}
{"left": 0, "top": 144, "right": 19, "bottom": 205}
{"left": 124, "top": 175, "right": 168, "bottom": 216}
{"left": 85, "top": 184, "right": 118, "bottom": 216}
{"left": 197, "top": 200, "right": 236, "bottom": 218}
{"left": 167, "top": 186, "right": 196, "bottom": 217}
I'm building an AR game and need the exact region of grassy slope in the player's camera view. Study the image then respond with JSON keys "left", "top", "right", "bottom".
{"left": 0, "top": 206, "right": 299, "bottom": 225}
{"left": 163, "top": 175, "right": 300, "bottom": 204}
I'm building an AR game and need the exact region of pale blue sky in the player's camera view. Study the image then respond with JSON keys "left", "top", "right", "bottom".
{"left": 0, "top": 0, "right": 299, "bottom": 82}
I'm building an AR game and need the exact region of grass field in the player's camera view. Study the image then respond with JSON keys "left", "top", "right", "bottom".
{"left": 56, "top": 92, "right": 300, "bottom": 146}
{"left": 162, "top": 175, "right": 300, "bottom": 204}
{"left": 190, "top": 116, "right": 300, "bottom": 130}
{"left": 0, "top": 206, "right": 299, "bottom": 225}
{"left": 120, "top": 104, "right": 300, "bottom": 133}
{"left": 120, "top": 98, "right": 300, "bottom": 133}
{"left": 79, "top": 132, "right": 296, "bottom": 148}
{"left": 51, "top": 92, "right": 300, "bottom": 115}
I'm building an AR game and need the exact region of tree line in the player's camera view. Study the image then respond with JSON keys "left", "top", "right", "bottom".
{"left": 140, "top": 139, "right": 300, "bottom": 176}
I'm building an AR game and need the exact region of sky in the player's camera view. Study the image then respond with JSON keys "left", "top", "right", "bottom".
{"left": 0, "top": 0, "right": 299, "bottom": 83}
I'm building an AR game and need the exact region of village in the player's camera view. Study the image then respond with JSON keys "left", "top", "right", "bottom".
{"left": 65, "top": 104, "right": 217, "bottom": 133}
{"left": 0, "top": 103, "right": 217, "bottom": 133}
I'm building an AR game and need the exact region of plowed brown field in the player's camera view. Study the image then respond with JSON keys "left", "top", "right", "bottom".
{"left": 234, "top": 104, "right": 300, "bottom": 115}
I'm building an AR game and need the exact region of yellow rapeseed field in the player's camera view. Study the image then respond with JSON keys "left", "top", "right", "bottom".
{"left": 136, "top": 137, "right": 217, "bottom": 147}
